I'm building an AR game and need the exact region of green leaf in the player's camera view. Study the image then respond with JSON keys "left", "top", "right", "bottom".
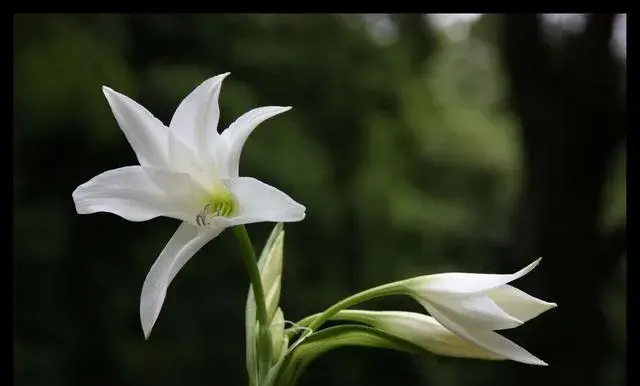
{"left": 274, "top": 325, "right": 425, "bottom": 386}
{"left": 261, "top": 231, "right": 285, "bottom": 322}
{"left": 271, "top": 308, "right": 286, "bottom": 362}
{"left": 245, "top": 223, "right": 284, "bottom": 386}
{"left": 258, "top": 223, "right": 285, "bottom": 270}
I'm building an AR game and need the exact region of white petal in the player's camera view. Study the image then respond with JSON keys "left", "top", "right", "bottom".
{"left": 421, "top": 293, "right": 523, "bottom": 330}
{"left": 488, "top": 285, "right": 557, "bottom": 323}
{"left": 220, "top": 106, "right": 291, "bottom": 178}
{"left": 342, "top": 310, "right": 504, "bottom": 361}
{"left": 420, "top": 300, "right": 548, "bottom": 366}
{"left": 140, "top": 222, "right": 224, "bottom": 338}
{"left": 72, "top": 166, "right": 186, "bottom": 222}
{"left": 143, "top": 167, "right": 209, "bottom": 223}
{"left": 223, "top": 177, "right": 305, "bottom": 224}
{"left": 166, "top": 130, "right": 213, "bottom": 187}
{"left": 169, "top": 73, "right": 229, "bottom": 165}
{"left": 409, "top": 258, "right": 542, "bottom": 295}
{"left": 102, "top": 86, "right": 168, "bottom": 168}
{"left": 143, "top": 168, "right": 196, "bottom": 202}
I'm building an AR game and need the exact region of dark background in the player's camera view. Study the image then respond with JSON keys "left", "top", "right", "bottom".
{"left": 14, "top": 14, "right": 626, "bottom": 386}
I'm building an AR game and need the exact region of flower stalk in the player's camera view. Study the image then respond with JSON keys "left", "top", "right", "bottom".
{"left": 301, "top": 282, "right": 405, "bottom": 332}
{"left": 234, "top": 225, "right": 269, "bottom": 328}
{"left": 233, "top": 225, "right": 273, "bottom": 382}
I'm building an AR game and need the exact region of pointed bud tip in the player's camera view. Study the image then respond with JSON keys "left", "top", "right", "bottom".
{"left": 515, "top": 356, "right": 548, "bottom": 366}
{"left": 521, "top": 354, "right": 548, "bottom": 366}
{"left": 142, "top": 323, "right": 153, "bottom": 340}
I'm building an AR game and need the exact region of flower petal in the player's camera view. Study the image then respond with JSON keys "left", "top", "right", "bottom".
{"left": 166, "top": 130, "right": 216, "bottom": 189}
{"left": 488, "top": 285, "right": 557, "bottom": 323}
{"left": 143, "top": 167, "right": 209, "bottom": 223}
{"left": 102, "top": 86, "right": 168, "bottom": 168}
{"left": 337, "top": 310, "right": 504, "bottom": 361}
{"left": 220, "top": 106, "right": 291, "bottom": 178}
{"left": 169, "top": 73, "right": 229, "bottom": 165}
{"left": 140, "top": 222, "right": 224, "bottom": 338}
{"left": 421, "top": 293, "right": 524, "bottom": 330}
{"left": 420, "top": 301, "right": 548, "bottom": 366}
{"left": 409, "top": 258, "right": 542, "bottom": 295}
{"left": 72, "top": 166, "right": 186, "bottom": 222}
{"left": 223, "top": 177, "right": 305, "bottom": 224}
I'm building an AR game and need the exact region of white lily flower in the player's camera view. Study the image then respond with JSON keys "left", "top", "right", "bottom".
{"left": 72, "top": 73, "right": 306, "bottom": 338}
{"left": 334, "top": 310, "right": 505, "bottom": 361}
{"left": 402, "top": 258, "right": 556, "bottom": 365}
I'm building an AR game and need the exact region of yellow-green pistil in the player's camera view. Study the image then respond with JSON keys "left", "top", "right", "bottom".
{"left": 196, "top": 186, "right": 237, "bottom": 226}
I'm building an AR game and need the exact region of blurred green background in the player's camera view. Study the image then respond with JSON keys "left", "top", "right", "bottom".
{"left": 13, "top": 13, "right": 626, "bottom": 386}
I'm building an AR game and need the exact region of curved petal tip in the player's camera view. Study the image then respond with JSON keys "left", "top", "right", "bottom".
{"left": 138, "top": 223, "right": 223, "bottom": 340}
{"left": 512, "top": 257, "right": 543, "bottom": 280}
{"left": 102, "top": 86, "right": 120, "bottom": 100}
{"left": 140, "top": 290, "right": 166, "bottom": 339}
{"left": 202, "top": 72, "right": 231, "bottom": 88}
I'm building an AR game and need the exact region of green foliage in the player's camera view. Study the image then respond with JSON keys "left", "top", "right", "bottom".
{"left": 275, "top": 325, "right": 425, "bottom": 386}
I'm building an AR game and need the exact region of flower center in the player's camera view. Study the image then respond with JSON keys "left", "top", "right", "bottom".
{"left": 195, "top": 186, "right": 237, "bottom": 227}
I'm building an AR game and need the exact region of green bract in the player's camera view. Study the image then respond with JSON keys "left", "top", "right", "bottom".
{"left": 246, "top": 223, "right": 285, "bottom": 386}
{"left": 273, "top": 325, "right": 424, "bottom": 386}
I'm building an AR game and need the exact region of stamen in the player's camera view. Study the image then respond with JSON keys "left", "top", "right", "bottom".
{"left": 196, "top": 204, "right": 211, "bottom": 227}
{"left": 195, "top": 189, "right": 237, "bottom": 227}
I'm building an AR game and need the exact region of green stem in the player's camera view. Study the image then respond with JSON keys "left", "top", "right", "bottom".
{"left": 233, "top": 225, "right": 273, "bottom": 383}
{"left": 233, "top": 225, "right": 269, "bottom": 328}
{"left": 302, "top": 282, "right": 404, "bottom": 333}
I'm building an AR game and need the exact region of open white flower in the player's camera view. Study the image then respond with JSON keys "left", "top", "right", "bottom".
{"left": 72, "top": 73, "right": 306, "bottom": 338}
{"left": 402, "top": 258, "right": 556, "bottom": 365}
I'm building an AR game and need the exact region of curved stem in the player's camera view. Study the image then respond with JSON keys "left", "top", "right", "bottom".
{"left": 303, "top": 282, "right": 404, "bottom": 332}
